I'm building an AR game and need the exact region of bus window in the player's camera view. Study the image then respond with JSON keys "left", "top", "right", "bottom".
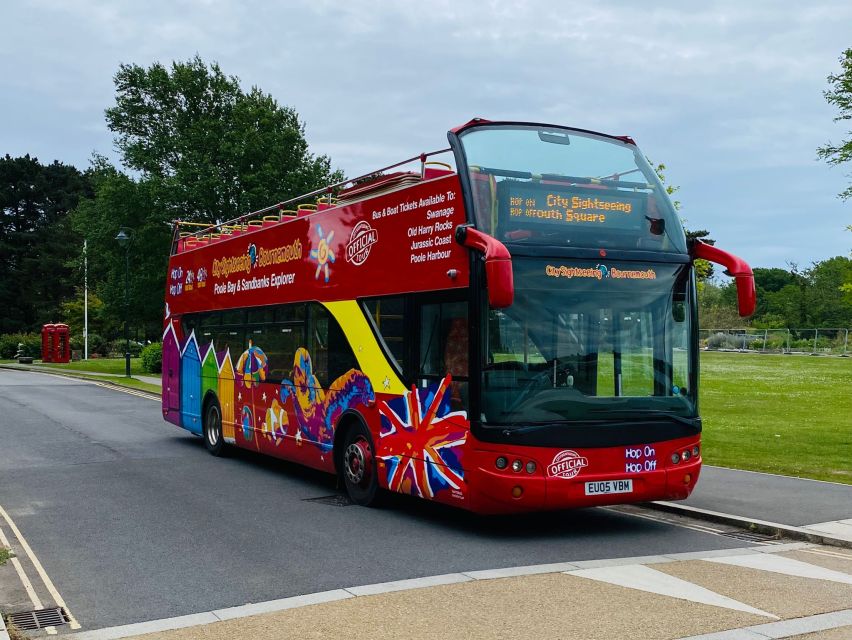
{"left": 255, "top": 322, "right": 303, "bottom": 383}
{"left": 362, "top": 296, "right": 407, "bottom": 372}
{"left": 309, "top": 304, "right": 358, "bottom": 387}
{"left": 247, "top": 307, "right": 274, "bottom": 325}
{"left": 419, "top": 300, "right": 468, "bottom": 410}
{"left": 220, "top": 309, "right": 245, "bottom": 327}
{"left": 182, "top": 314, "right": 197, "bottom": 340}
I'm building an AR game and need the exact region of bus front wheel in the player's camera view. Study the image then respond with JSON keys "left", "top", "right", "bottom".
{"left": 342, "top": 423, "right": 378, "bottom": 506}
{"left": 203, "top": 400, "right": 226, "bottom": 457}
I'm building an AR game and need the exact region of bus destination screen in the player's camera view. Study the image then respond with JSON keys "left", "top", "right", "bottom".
{"left": 497, "top": 181, "right": 648, "bottom": 238}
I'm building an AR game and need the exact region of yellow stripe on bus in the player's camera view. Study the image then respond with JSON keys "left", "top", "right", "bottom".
{"left": 323, "top": 300, "right": 407, "bottom": 395}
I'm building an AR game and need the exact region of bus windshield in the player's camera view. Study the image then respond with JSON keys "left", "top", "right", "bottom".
{"left": 458, "top": 124, "right": 687, "bottom": 252}
{"left": 482, "top": 258, "right": 695, "bottom": 425}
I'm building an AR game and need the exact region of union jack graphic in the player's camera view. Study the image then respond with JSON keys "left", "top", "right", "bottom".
{"left": 377, "top": 375, "right": 468, "bottom": 499}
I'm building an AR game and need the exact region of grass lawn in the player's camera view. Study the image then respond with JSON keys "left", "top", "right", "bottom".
{"left": 700, "top": 351, "right": 852, "bottom": 484}
{"left": 35, "top": 357, "right": 145, "bottom": 375}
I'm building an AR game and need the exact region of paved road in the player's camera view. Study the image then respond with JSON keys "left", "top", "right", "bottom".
{"left": 0, "top": 369, "right": 753, "bottom": 632}
{"left": 685, "top": 466, "right": 852, "bottom": 527}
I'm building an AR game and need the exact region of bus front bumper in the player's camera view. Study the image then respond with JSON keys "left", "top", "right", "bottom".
{"left": 467, "top": 442, "right": 702, "bottom": 515}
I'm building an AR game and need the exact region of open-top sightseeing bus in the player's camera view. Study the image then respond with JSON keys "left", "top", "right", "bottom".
{"left": 163, "top": 119, "right": 755, "bottom": 514}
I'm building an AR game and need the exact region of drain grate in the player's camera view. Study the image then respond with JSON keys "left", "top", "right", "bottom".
{"left": 8, "top": 607, "right": 70, "bottom": 630}
{"left": 720, "top": 530, "right": 779, "bottom": 543}
{"left": 302, "top": 494, "right": 352, "bottom": 507}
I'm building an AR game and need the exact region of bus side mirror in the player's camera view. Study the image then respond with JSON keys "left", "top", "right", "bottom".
{"left": 690, "top": 240, "right": 756, "bottom": 317}
{"left": 455, "top": 225, "right": 514, "bottom": 308}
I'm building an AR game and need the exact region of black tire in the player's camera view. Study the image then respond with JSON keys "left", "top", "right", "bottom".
{"left": 203, "top": 400, "right": 226, "bottom": 456}
{"left": 341, "top": 422, "right": 379, "bottom": 506}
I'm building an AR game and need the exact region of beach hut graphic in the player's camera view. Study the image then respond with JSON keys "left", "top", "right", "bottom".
{"left": 201, "top": 341, "right": 218, "bottom": 410}
{"left": 162, "top": 321, "right": 181, "bottom": 423}
{"left": 218, "top": 349, "right": 236, "bottom": 443}
{"left": 180, "top": 331, "right": 202, "bottom": 434}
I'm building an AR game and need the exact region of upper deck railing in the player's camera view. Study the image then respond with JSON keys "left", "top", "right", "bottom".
{"left": 171, "top": 148, "right": 454, "bottom": 255}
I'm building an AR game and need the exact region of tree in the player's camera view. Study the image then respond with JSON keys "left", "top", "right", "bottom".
{"left": 806, "top": 257, "right": 852, "bottom": 326}
{"left": 71, "top": 57, "right": 342, "bottom": 340}
{"left": 71, "top": 160, "right": 170, "bottom": 338}
{"left": 105, "top": 56, "right": 342, "bottom": 224}
{"left": 0, "top": 155, "right": 91, "bottom": 333}
{"left": 818, "top": 48, "right": 852, "bottom": 201}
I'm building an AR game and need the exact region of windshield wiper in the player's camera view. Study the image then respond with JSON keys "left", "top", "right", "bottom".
{"left": 589, "top": 409, "right": 697, "bottom": 427}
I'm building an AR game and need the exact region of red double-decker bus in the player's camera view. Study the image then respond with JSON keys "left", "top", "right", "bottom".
{"left": 162, "top": 119, "right": 755, "bottom": 514}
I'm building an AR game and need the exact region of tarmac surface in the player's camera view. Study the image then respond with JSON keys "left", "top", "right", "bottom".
{"left": 1, "top": 367, "right": 851, "bottom": 639}
{"left": 685, "top": 466, "right": 852, "bottom": 527}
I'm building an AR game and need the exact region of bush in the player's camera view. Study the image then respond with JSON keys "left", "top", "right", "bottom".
{"left": 83, "top": 333, "right": 109, "bottom": 357}
{"left": 704, "top": 332, "right": 762, "bottom": 350}
{"left": 140, "top": 342, "right": 163, "bottom": 374}
{"left": 109, "top": 339, "right": 143, "bottom": 357}
{"left": 70, "top": 334, "right": 85, "bottom": 352}
{"left": 0, "top": 333, "right": 42, "bottom": 359}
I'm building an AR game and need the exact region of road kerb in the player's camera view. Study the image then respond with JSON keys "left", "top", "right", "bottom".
{"left": 0, "top": 365, "right": 160, "bottom": 401}
{"left": 647, "top": 501, "right": 852, "bottom": 550}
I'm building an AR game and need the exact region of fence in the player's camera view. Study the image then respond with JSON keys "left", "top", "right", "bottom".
{"left": 699, "top": 328, "right": 850, "bottom": 356}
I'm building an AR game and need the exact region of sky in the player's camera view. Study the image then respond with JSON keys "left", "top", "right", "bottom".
{"left": 1, "top": 0, "right": 850, "bottom": 270}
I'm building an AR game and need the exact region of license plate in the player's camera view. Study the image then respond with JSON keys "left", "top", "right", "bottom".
{"left": 585, "top": 479, "right": 633, "bottom": 496}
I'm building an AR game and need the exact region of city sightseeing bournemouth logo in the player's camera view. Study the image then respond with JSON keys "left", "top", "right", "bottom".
{"left": 211, "top": 240, "right": 302, "bottom": 279}
{"left": 545, "top": 264, "right": 657, "bottom": 280}
{"left": 345, "top": 221, "right": 378, "bottom": 266}
{"left": 548, "top": 449, "right": 589, "bottom": 479}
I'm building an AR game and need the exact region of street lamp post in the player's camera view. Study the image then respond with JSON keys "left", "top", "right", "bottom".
{"left": 115, "top": 228, "right": 133, "bottom": 378}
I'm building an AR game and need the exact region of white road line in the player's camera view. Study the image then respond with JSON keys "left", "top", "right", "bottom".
{"left": 1, "top": 366, "right": 159, "bottom": 402}
{"left": 0, "top": 611, "right": 10, "bottom": 640}
{"left": 0, "top": 524, "right": 57, "bottom": 634}
{"left": 0, "top": 524, "right": 43, "bottom": 609}
{"left": 91, "top": 382, "right": 159, "bottom": 402}
{"left": 0, "top": 504, "right": 81, "bottom": 629}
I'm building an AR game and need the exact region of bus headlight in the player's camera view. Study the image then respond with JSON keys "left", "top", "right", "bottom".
{"left": 671, "top": 452, "right": 681, "bottom": 464}
{"left": 525, "top": 461, "right": 536, "bottom": 474}
{"left": 495, "top": 456, "right": 508, "bottom": 470}
{"left": 692, "top": 446, "right": 700, "bottom": 457}
{"left": 682, "top": 449, "right": 691, "bottom": 462}
{"left": 512, "top": 459, "right": 523, "bottom": 472}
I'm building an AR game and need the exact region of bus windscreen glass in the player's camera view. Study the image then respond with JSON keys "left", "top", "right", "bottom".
{"left": 482, "top": 258, "right": 695, "bottom": 425}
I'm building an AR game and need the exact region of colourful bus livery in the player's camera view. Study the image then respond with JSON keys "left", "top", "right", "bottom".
{"left": 163, "top": 119, "right": 755, "bottom": 514}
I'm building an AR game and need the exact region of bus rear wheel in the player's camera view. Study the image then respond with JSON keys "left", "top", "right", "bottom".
{"left": 342, "top": 423, "right": 378, "bottom": 506}
{"left": 203, "top": 400, "right": 226, "bottom": 457}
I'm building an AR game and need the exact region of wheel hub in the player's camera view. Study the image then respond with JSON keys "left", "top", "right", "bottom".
{"left": 207, "top": 409, "right": 221, "bottom": 446}
{"left": 345, "top": 438, "right": 372, "bottom": 486}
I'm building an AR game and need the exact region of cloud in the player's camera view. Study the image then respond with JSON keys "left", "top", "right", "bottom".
{"left": 1, "top": 0, "right": 850, "bottom": 266}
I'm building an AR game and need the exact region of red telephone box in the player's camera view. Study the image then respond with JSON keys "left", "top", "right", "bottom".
{"left": 41, "top": 324, "right": 70, "bottom": 363}
{"left": 41, "top": 324, "right": 55, "bottom": 362}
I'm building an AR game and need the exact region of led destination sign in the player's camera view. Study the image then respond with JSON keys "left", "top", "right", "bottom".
{"left": 498, "top": 181, "right": 647, "bottom": 233}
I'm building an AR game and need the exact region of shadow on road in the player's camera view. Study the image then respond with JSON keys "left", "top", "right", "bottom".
{"left": 171, "top": 433, "right": 646, "bottom": 542}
